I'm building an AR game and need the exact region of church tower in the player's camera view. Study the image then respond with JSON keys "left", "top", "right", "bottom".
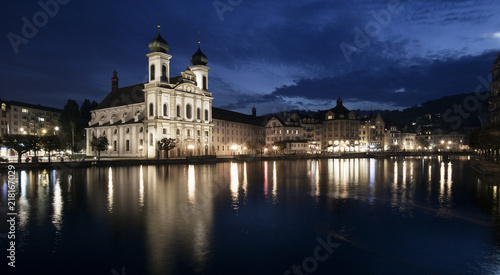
{"left": 144, "top": 25, "right": 172, "bottom": 158}
{"left": 189, "top": 40, "right": 210, "bottom": 91}
{"left": 489, "top": 53, "right": 500, "bottom": 123}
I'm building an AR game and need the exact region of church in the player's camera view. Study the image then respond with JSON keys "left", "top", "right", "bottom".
{"left": 86, "top": 26, "right": 214, "bottom": 158}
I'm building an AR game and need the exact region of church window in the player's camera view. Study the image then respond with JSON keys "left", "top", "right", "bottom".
{"left": 176, "top": 105, "right": 181, "bottom": 117}
{"left": 187, "top": 130, "right": 191, "bottom": 137}
{"left": 186, "top": 104, "right": 192, "bottom": 119}
{"left": 163, "top": 104, "right": 168, "bottom": 116}
{"left": 126, "top": 128, "right": 130, "bottom": 134}
{"left": 176, "top": 129, "right": 180, "bottom": 135}
{"left": 102, "top": 130, "right": 106, "bottom": 136}
{"left": 150, "top": 65, "right": 155, "bottom": 80}
{"left": 139, "top": 127, "right": 143, "bottom": 133}
{"left": 113, "top": 140, "right": 117, "bottom": 151}
{"left": 150, "top": 133, "right": 153, "bottom": 146}
{"left": 149, "top": 103, "right": 154, "bottom": 117}
{"left": 204, "top": 110, "right": 208, "bottom": 121}
{"left": 125, "top": 140, "right": 130, "bottom": 151}
{"left": 203, "top": 76, "right": 207, "bottom": 90}
{"left": 161, "top": 65, "right": 167, "bottom": 81}
{"left": 197, "top": 108, "right": 201, "bottom": 120}
{"left": 114, "top": 129, "right": 117, "bottom": 135}
{"left": 163, "top": 128, "right": 166, "bottom": 134}
{"left": 197, "top": 130, "right": 200, "bottom": 136}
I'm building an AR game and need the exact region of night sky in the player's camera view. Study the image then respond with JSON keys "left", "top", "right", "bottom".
{"left": 1, "top": 0, "right": 499, "bottom": 115}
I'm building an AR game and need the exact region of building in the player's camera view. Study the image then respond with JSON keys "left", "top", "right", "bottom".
{"left": 212, "top": 107, "right": 266, "bottom": 155}
{"left": 86, "top": 27, "right": 213, "bottom": 158}
{"left": 0, "top": 100, "right": 61, "bottom": 136}
{"left": 320, "top": 98, "right": 360, "bottom": 152}
{"left": 489, "top": 52, "right": 500, "bottom": 123}
{"left": 265, "top": 112, "right": 303, "bottom": 146}
{"left": 384, "top": 126, "right": 402, "bottom": 151}
{"left": 359, "top": 112, "right": 385, "bottom": 151}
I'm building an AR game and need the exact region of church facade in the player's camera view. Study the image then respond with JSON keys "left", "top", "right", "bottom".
{"left": 86, "top": 27, "right": 214, "bottom": 158}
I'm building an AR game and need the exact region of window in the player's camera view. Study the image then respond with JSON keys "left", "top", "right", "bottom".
{"left": 126, "top": 128, "right": 130, "bottom": 134}
{"left": 205, "top": 110, "right": 208, "bottom": 121}
{"left": 186, "top": 104, "right": 192, "bottom": 119}
{"left": 150, "top": 65, "right": 155, "bottom": 80}
{"left": 102, "top": 130, "right": 106, "bottom": 136}
{"left": 139, "top": 127, "right": 143, "bottom": 133}
{"left": 114, "top": 129, "right": 117, "bottom": 135}
{"left": 22, "top": 109, "right": 28, "bottom": 113}
{"left": 149, "top": 103, "right": 154, "bottom": 117}
{"left": 125, "top": 140, "right": 130, "bottom": 151}
{"left": 176, "top": 105, "right": 181, "bottom": 117}
{"left": 176, "top": 129, "right": 180, "bottom": 135}
{"left": 203, "top": 76, "right": 207, "bottom": 90}
{"left": 163, "top": 104, "right": 167, "bottom": 116}
{"left": 197, "top": 108, "right": 201, "bottom": 120}
{"left": 197, "top": 130, "right": 200, "bottom": 136}
{"left": 113, "top": 140, "right": 117, "bottom": 151}
{"left": 187, "top": 130, "right": 191, "bottom": 137}
{"left": 161, "top": 65, "right": 167, "bottom": 81}
{"left": 150, "top": 133, "right": 153, "bottom": 146}
{"left": 163, "top": 128, "right": 166, "bottom": 134}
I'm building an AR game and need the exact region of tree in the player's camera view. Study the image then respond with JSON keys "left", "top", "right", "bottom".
{"left": 273, "top": 140, "right": 287, "bottom": 154}
{"left": 90, "top": 135, "right": 109, "bottom": 161}
{"left": 157, "top": 138, "right": 177, "bottom": 159}
{"left": 2, "top": 134, "right": 31, "bottom": 163}
{"left": 245, "top": 139, "right": 265, "bottom": 156}
{"left": 40, "top": 135, "right": 61, "bottom": 162}
{"left": 26, "top": 135, "right": 41, "bottom": 161}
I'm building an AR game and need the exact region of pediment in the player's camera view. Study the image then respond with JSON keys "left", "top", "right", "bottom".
{"left": 174, "top": 83, "right": 205, "bottom": 96}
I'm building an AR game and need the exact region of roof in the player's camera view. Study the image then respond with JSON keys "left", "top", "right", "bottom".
{"left": 88, "top": 118, "right": 144, "bottom": 128}
{"left": 94, "top": 83, "right": 145, "bottom": 110}
{"left": 7, "top": 100, "right": 62, "bottom": 113}
{"left": 212, "top": 107, "right": 266, "bottom": 126}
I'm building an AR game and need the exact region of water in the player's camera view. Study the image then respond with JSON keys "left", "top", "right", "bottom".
{"left": 1, "top": 156, "right": 500, "bottom": 274}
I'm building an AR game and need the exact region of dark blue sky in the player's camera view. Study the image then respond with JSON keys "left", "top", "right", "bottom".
{"left": 1, "top": 0, "right": 499, "bottom": 115}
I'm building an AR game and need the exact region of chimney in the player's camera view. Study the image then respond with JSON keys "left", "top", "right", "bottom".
{"left": 111, "top": 70, "right": 119, "bottom": 92}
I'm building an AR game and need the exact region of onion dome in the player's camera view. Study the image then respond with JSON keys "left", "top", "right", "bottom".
{"left": 190, "top": 40, "right": 208, "bottom": 66}
{"left": 148, "top": 24, "right": 169, "bottom": 53}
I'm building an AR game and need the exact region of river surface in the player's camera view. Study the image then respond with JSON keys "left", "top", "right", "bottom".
{"left": 1, "top": 156, "right": 499, "bottom": 274}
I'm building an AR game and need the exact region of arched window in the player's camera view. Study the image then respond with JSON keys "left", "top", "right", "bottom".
{"left": 163, "top": 104, "right": 167, "bottom": 116}
{"left": 150, "top": 65, "right": 155, "bottom": 80}
{"left": 204, "top": 109, "right": 209, "bottom": 121}
{"left": 197, "top": 108, "right": 201, "bottom": 120}
{"left": 186, "top": 104, "right": 192, "bottom": 119}
{"left": 203, "top": 76, "right": 207, "bottom": 90}
{"left": 149, "top": 103, "right": 154, "bottom": 117}
{"left": 197, "top": 130, "right": 200, "bottom": 136}
{"left": 187, "top": 130, "right": 191, "bottom": 137}
{"left": 162, "top": 65, "right": 167, "bottom": 81}
{"left": 176, "top": 105, "right": 181, "bottom": 117}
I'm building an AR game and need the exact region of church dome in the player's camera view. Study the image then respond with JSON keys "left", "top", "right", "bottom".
{"left": 148, "top": 25, "right": 169, "bottom": 53}
{"left": 190, "top": 41, "right": 208, "bottom": 66}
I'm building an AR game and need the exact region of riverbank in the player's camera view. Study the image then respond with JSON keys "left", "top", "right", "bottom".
{"left": 0, "top": 151, "right": 476, "bottom": 170}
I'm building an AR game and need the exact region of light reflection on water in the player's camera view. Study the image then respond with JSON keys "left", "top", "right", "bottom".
{"left": 1, "top": 156, "right": 499, "bottom": 274}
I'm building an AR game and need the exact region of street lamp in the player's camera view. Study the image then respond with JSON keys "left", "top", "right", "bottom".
{"left": 42, "top": 129, "right": 47, "bottom": 135}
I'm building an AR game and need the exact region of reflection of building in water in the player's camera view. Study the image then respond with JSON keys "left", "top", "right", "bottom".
{"left": 142, "top": 165, "right": 215, "bottom": 274}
